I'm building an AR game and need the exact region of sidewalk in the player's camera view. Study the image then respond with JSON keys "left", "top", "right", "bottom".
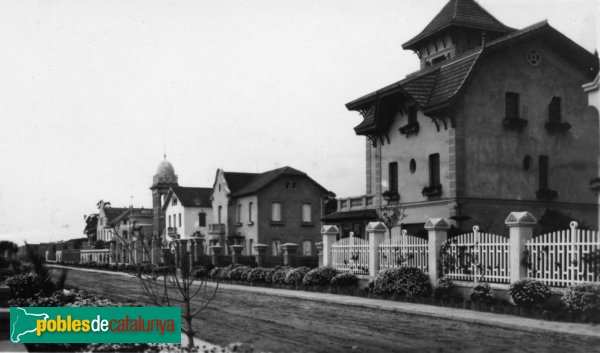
{"left": 49, "top": 265, "right": 600, "bottom": 339}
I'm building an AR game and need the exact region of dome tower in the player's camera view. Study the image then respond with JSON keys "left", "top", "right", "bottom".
{"left": 150, "top": 155, "right": 179, "bottom": 241}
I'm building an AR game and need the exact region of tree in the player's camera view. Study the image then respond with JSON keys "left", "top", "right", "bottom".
{"left": 377, "top": 206, "right": 407, "bottom": 240}
{"left": 83, "top": 214, "right": 98, "bottom": 241}
{"left": 109, "top": 225, "right": 218, "bottom": 349}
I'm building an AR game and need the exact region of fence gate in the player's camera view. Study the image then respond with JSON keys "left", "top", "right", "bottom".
{"left": 378, "top": 230, "right": 428, "bottom": 273}
{"left": 331, "top": 236, "right": 369, "bottom": 275}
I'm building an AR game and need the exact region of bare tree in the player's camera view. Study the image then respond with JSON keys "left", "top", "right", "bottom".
{"left": 107, "top": 224, "right": 218, "bottom": 349}
{"left": 376, "top": 205, "right": 407, "bottom": 240}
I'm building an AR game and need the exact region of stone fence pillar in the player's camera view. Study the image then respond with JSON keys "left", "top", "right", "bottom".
{"left": 366, "top": 222, "right": 387, "bottom": 278}
{"left": 505, "top": 211, "right": 537, "bottom": 284}
{"left": 281, "top": 243, "right": 298, "bottom": 266}
{"left": 321, "top": 225, "right": 339, "bottom": 267}
{"left": 253, "top": 244, "right": 268, "bottom": 267}
{"left": 211, "top": 245, "right": 223, "bottom": 267}
{"left": 230, "top": 245, "right": 244, "bottom": 264}
{"left": 315, "top": 242, "right": 323, "bottom": 267}
{"left": 425, "top": 218, "right": 451, "bottom": 285}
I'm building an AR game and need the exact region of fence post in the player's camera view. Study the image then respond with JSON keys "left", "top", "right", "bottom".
{"left": 230, "top": 245, "right": 244, "bottom": 264}
{"left": 211, "top": 245, "right": 223, "bottom": 267}
{"left": 281, "top": 243, "right": 299, "bottom": 266}
{"left": 425, "top": 217, "right": 451, "bottom": 285}
{"left": 315, "top": 242, "right": 323, "bottom": 267}
{"left": 505, "top": 211, "right": 537, "bottom": 284}
{"left": 253, "top": 244, "right": 268, "bottom": 267}
{"left": 321, "top": 225, "right": 339, "bottom": 267}
{"left": 366, "top": 222, "right": 387, "bottom": 278}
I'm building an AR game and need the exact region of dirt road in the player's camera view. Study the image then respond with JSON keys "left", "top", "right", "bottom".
{"left": 53, "top": 268, "right": 600, "bottom": 353}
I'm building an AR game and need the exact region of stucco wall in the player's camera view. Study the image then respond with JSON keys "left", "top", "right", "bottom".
{"left": 230, "top": 195, "right": 258, "bottom": 255}
{"left": 164, "top": 202, "right": 212, "bottom": 239}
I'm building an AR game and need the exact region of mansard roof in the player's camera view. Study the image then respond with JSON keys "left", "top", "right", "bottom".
{"left": 347, "top": 21, "right": 599, "bottom": 133}
{"left": 403, "top": 0, "right": 514, "bottom": 50}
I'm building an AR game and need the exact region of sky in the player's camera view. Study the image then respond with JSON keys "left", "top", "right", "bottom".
{"left": 0, "top": 0, "right": 597, "bottom": 245}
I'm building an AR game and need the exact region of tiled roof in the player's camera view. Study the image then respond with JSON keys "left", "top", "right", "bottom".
{"left": 233, "top": 166, "right": 328, "bottom": 197}
{"left": 102, "top": 207, "right": 128, "bottom": 223}
{"left": 347, "top": 22, "right": 598, "bottom": 121}
{"left": 403, "top": 0, "right": 514, "bottom": 49}
{"left": 223, "top": 172, "right": 260, "bottom": 194}
{"left": 170, "top": 186, "right": 212, "bottom": 208}
{"left": 111, "top": 207, "right": 152, "bottom": 225}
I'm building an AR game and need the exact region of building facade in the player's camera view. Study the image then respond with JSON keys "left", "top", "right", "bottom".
{"left": 325, "top": 0, "right": 599, "bottom": 236}
{"left": 209, "top": 166, "right": 331, "bottom": 256}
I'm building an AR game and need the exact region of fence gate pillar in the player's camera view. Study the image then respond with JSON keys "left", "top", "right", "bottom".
{"left": 230, "top": 245, "right": 244, "bottom": 264}
{"left": 211, "top": 245, "right": 223, "bottom": 267}
{"left": 315, "top": 242, "right": 323, "bottom": 267}
{"left": 281, "top": 243, "right": 299, "bottom": 266}
{"left": 253, "top": 244, "right": 268, "bottom": 267}
{"left": 367, "top": 222, "right": 387, "bottom": 278}
{"left": 505, "top": 211, "right": 537, "bottom": 284}
{"left": 321, "top": 225, "right": 339, "bottom": 267}
{"left": 425, "top": 218, "right": 451, "bottom": 285}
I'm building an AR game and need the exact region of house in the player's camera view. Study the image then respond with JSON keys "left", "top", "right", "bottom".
{"left": 110, "top": 207, "right": 154, "bottom": 264}
{"left": 584, "top": 73, "right": 600, "bottom": 227}
{"left": 209, "top": 166, "right": 331, "bottom": 256}
{"left": 324, "top": 0, "right": 599, "bottom": 236}
{"left": 162, "top": 186, "right": 213, "bottom": 253}
{"left": 96, "top": 201, "right": 128, "bottom": 242}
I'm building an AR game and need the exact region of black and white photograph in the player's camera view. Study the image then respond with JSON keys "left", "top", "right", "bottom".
{"left": 1, "top": 0, "right": 599, "bottom": 352}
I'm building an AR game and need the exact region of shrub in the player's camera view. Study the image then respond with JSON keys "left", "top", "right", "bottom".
{"left": 330, "top": 273, "right": 359, "bottom": 288}
{"left": 228, "top": 266, "right": 252, "bottom": 281}
{"left": 561, "top": 283, "right": 600, "bottom": 316}
{"left": 6, "top": 273, "right": 55, "bottom": 299}
{"left": 264, "top": 268, "right": 278, "bottom": 284}
{"left": 302, "top": 266, "right": 338, "bottom": 287}
{"left": 373, "top": 267, "right": 431, "bottom": 297}
{"left": 509, "top": 279, "right": 551, "bottom": 308}
{"left": 246, "top": 267, "right": 268, "bottom": 283}
{"left": 272, "top": 267, "right": 292, "bottom": 285}
{"left": 208, "top": 267, "right": 223, "bottom": 280}
{"left": 285, "top": 267, "right": 311, "bottom": 286}
{"left": 433, "top": 277, "right": 454, "bottom": 300}
{"left": 470, "top": 283, "right": 493, "bottom": 304}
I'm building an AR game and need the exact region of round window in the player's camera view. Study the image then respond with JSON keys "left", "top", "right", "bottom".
{"left": 409, "top": 159, "right": 416, "bottom": 174}
{"left": 523, "top": 155, "right": 532, "bottom": 171}
{"left": 527, "top": 49, "right": 542, "bottom": 66}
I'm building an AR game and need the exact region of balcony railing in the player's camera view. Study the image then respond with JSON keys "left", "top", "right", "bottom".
{"left": 337, "top": 194, "right": 375, "bottom": 212}
{"left": 209, "top": 223, "right": 226, "bottom": 234}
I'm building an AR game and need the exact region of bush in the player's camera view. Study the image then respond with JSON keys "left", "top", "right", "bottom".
{"left": 433, "top": 277, "right": 454, "bottom": 300}
{"left": 246, "top": 267, "right": 268, "bottom": 283}
{"left": 561, "top": 283, "right": 600, "bottom": 316}
{"left": 228, "top": 266, "right": 252, "bottom": 281}
{"left": 264, "top": 268, "right": 278, "bottom": 284}
{"left": 285, "top": 267, "right": 311, "bottom": 286}
{"left": 509, "top": 279, "right": 551, "bottom": 308}
{"left": 330, "top": 273, "right": 359, "bottom": 288}
{"left": 302, "top": 266, "right": 338, "bottom": 287}
{"left": 373, "top": 267, "right": 431, "bottom": 297}
{"left": 272, "top": 267, "right": 292, "bottom": 285}
{"left": 6, "top": 273, "right": 55, "bottom": 299}
{"left": 470, "top": 283, "right": 493, "bottom": 304}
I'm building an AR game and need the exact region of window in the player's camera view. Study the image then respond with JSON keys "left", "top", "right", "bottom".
{"left": 302, "top": 240, "right": 312, "bottom": 256}
{"left": 389, "top": 162, "right": 398, "bottom": 192}
{"left": 505, "top": 92, "right": 519, "bottom": 120}
{"left": 122, "top": 230, "right": 128, "bottom": 240}
{"left": 539, "top": 155, "right": 549, "bottom": 190}
{"left": 122, "top": 219, "right": 127, "bottom": 225}
{"left": 218, "top": 206, "right": 222, "bottom": 224}
{"left": 408, "top": 107, "right": 417, "bottom": 125}
{"left": 523, "top": 155, "right": 532, "bottom": 171}
{"left": 302, "top": 203, "right": 312, "bottom": 223}
{"left": 172, "top": 197, "right": 177, "bottom": 206}
{"left": 178, "top": 213, "right": 181, "bottom": 227}
{"left": 429, "top": 153, "right": 440, "bottom": 186}
{"left": 198, "top": 212, "right": 206, "bottom": 227}
{"left": 248, "top": 239, "right": 253, "bottom": 256}
{"left": 168, "top": 215, "right": 171, "bottom": 228}
{"left": 248, "top": 202, "right": 253, "bottom": 222}
{"left": 237, "top": 204, "right": 242, "bottom": 223}
{"left": 410, "top": 159, "right": 416, "bottom": 174}
{"left": 549, "top": 97, "right": 561, "bottom": 123}
{"left": 271, "top": 202, "right": 282, "bottom": 222}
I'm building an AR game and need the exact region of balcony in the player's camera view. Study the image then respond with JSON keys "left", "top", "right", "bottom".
{"left": 422, "top": 184, "right": 442, "bottom": 198}
{"left": 536, "top": 188, "right": 558, "bottom": 201}
{"left": 167, "top": 227, "right": 180, "bottom": 239}
{"left": 209, "top": 223, "right": 226, "bottom": 235}
{"left": 545, "top": 121, "right": 571, "bottom": 134}
{"left": 338, "top": 194, "right": 375, "bottom": 212}
{"left": 590, "top": 177, "right": 600, "bottom": 194}
{"left": 502, "top": 117, "right": 528, "bottom": 131}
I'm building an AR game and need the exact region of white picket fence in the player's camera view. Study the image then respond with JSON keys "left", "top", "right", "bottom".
{"left": 525, "top": 222, "right": 600, "bottom": 287}
{"left": 441, "top": 227, "right": 510, "bottom": 284}
{"left": 378, "top": 230, "right": 428, "bottom": 273}
{"left": 331, "top": 236, "right": 370, "bottom": 275}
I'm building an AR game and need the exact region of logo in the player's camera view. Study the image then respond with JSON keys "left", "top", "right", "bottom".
{"left": 10, "top": 307, "right": 181, "bottom": 343}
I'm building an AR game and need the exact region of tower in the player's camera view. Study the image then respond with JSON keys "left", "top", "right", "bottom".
{"left": 150, "top": 155, "right": 179, "bottom": 242}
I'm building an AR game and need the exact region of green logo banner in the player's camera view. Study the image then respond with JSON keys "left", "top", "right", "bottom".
{"left": 10, "top": 307, "right": 181, "bottom": 344}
